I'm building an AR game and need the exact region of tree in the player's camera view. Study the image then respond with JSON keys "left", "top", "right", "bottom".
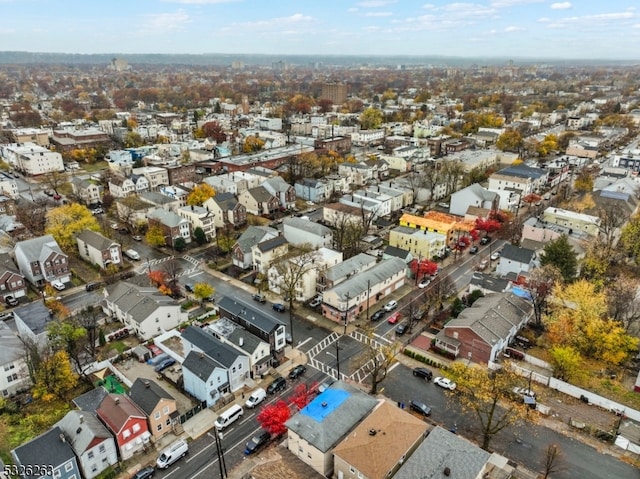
{"left": 573, "top": 169, "right": 594, "bottom": 193}
{"left": 359, "top": 107, "right": 383, "bottom": 130}
{"left": 440, "top": 160, "right": 464, "bottom": 197}
{"left": 47, "top": 317, "right": 90, "bottom": 381}
{"left": 421, "top": 273, "right": 455, "bottom": 322}
{"left": 146, "top": 225, "right": 166, "bottom": 247}
{"left": 549, "top": 346, "right": 583, "bottom": 381}
{"left": 289, "top": 383, "right": 316, "bottom": 410}
{"left": 41, "top": 170, "right": 68, "bottom": 195}
{"left": 74, "top": 306, "right": 102, "bottom": 359}
{"left": 256, "top": 400, "right": 291, "bottom": 436}
{"left": 496, "top": 129, "right": 523, "bottom": 152}
{"left": 606, "top": 275, "right": 640, "bottom": 332}
{"left": 202, "top": 121, "right": 227, "bottom": 143}
{"left": 186, "top": 183, "right": 216, "bottom": 206}
{"left": 193, "top": 282, "right": 214, "bottom": 305}
{"left": 317, "top": 98, "right": 334, "bottom": 113}
{"left": 620, "top": 214, "right": 640, "bottom": 262}
{"left": 174, "top": 236, "right": 187, "bottom": 252}
{"left": 33, "top": 350, "right": 78, "bottom": 402}
{"left": 526, "top": 265, "right": 562, "bottom": 330}
{"left": 448, "top": 362, "right": 533, "bottom": 450}
{"left": 193, "top": 226, "right": 207, "bottom": 245}
{"left": 409, "top": 259, "right": 438, "bottom": 280}
{"left": 353, "top": 324, "right": 397, "bottom": 394}
{"left": 45, "top": 203, "right": 101, "bottom": 253}
{"left": 123, "top": 131, "right": 144, "bottom": 148}
{"left": 596, "top": 204, "right": 628, "bottom": 255}
{"left": 539, "top": 235, "right": 577, "bottom": 283}
{"left": 15, "top": 198, "right": 48, "bottom": 235}
{"left": 542, "top": 443, "right": 564, "bottom": 479}
{"left": 243, "top": 135, "right": 265, "bottom": 153}
{"left": 331, "top": 213, "right": 367, "bottom": 259}
{"left": 161, "top": 259, "right": 183, "bottom": 296}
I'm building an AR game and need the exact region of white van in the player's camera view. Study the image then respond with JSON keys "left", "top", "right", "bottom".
{"left": 156, "top": 439, "right": 188, "bottom": 469}
{"left": 245, "top": 388, "right": 266, "bottom": 409}
{"left": 124, "top": 249, "right": 140, "bottom": 261}
{"left": 214, "top": 404, "right": 244, "bottom": 430}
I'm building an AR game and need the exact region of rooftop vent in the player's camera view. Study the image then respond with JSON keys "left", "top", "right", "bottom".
{"left": 444, "top": 467, "right": 451, "bottom": 476}
{"left": 368, "top": 429, "right": 377, "bottom": 436}
{"left": 321, "top": 401, "right": 328, "bottom": 408}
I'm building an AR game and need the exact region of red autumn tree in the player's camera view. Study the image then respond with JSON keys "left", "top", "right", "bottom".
{"left": 289, "top": 383, "right": 318, "bottom": 411}
{"left": 410, "top": 259, "right": 438, "bottom": 278}
{"left": 257, "top": 400, "right": 291, "bottom": 436}
{"left": 202, "top": 121, "right": 227, "bottom": 144}
{"left": 475, "top": 218, "right": 502, "bottom": 234}
{"left": 522, "top": 193, "right": 542, "bottom": 205}
{"left": 148, "top": 270, "right": 168, "bottom": 287}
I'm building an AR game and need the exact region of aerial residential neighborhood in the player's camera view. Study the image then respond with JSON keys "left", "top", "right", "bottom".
{"left": 0, "top": 7, "right": 640, "bottom": 479}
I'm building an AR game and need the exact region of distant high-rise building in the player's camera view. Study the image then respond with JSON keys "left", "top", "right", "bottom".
{"left": 231, "top": 61, "right": 244, "bottom": 70}
{"left": 108, "top": 58, "right": 130, "bottom": 72}
{"left": 321, "top": 83, "right": 348, "bottom": 105}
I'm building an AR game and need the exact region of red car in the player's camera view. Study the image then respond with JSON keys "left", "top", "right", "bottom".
{"left": 387, "top": 312, "right": 401, "bottom": 324}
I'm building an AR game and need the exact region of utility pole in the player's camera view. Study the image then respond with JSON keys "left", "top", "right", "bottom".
{"left": 366, "top": 280, "right": 371, "bottom": 321}
{"left": 344, "top": 291, "right": 350, "bottom": 335}
{"left": 335, "top": 337, "right": 340, "bottom": 380}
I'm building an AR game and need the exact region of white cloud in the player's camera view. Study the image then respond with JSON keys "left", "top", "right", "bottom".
{"left": 365, "top": 11, "right": 393, "bottom": 17}
{"left": 223, "top": 13, "right": 314, "bottom": 32}
{"left": 357, "top": 0, "right": 396, "bottom": 7}
{"left": 505, "top": 25, "right": 525, "bottom": 32}
{"left": 490, "top": 0, "right": 544, "bottom": 7}
{"left": 348, "top": 7, "right": 358, "bottom": 12}
{"left": 161, "top": 0, "right": 239, "bottom": 4}
{"left": 550, "top": 2, "right": 571, "bottom": 9}
{"left": 140, "top": 10, "right": 191, "bottom": 34}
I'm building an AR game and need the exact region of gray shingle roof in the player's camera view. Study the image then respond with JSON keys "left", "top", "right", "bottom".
{"left": 393, "top": 426, "right": 490, "bottom": 479}
{"left": 56, "top": 410, "right": 112, "bottom": 455}
{"left": 129, "top": 378, "right": 175, "bottom": 415}
{"left": 212, "top": 192, "right": 239, "bottom": 210}
{"left": 500, "top": 244, "right": 535, "bottom": 264}
{"left": 328, "top": 257, "right": 407, "bottom": 301}
{"left": 465, "top": 183, "right": 498, "bottom": 202}
{"left": 105, "top": 281, "right": 179, "bottom": 324}
{"left": 0, "top": 321, "right": 26, "bottom": 367}
{"left": 469, "top": 272, "right": 510, "bottom": 293}
{"left": 182, "top": 350, "right": 218, "bottom": 378}
{"left": 14, "top": 234, "right": 64, "bottom": 263}
{"left": 285, "top": 381, "right": 377, "bottom": 453}
{"left": 247, "top": 185, "right": 276, "bottom": 202}
{"left": 234, "top": 226, "right": 277, "bottom": 254}
{"left": 182, "top": 325, "right": 244, "bottom": 368}
{"left": 73, "top": 386, "right": 109, "bottom": 412}
{"left": 12, "top": 426, "right": 77, "bottom": 478}
{"left": 13, "top": 300, "right": 54, "bottom": 337}
{"left": 76, "top": 229, "right": 119, "bottom": 250}
{"left": 140, "top": 190, "right": 176, "bottom": 206}
{"left": 147, "top": 208, "right": 188, "bottom": 228}
{"left": 283, "top": 217, "right": 332, "bottom": 237}
{"left": 217, "top": 297, "right": 285, "bottom": 334}
{"left": 263, "top": 176, "right": 292, "bottom": 193}
{"left": 497, "top": 164, "right": 547, "bottom": 180}
{"left": 256, "top": 235, "right": 287, "bottom": 252}
{"left": 227, "top": 328, "right": 263, "bottom": 354}
{"left": 324, "top": 253, "right": 377, "bottom": 282}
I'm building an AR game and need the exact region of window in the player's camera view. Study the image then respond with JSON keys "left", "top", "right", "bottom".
{"left": 4, "top": 364, "right": 14, "bottom": 371}
{"left": 87, "top": 451, "right": 94, "bottom": 459}
{"left": 65, "top": 462, "right": 73, "bottom": 472}
{"left": 157, "top": 423, "right": 162, "bottom": 431}
{"left": 123, "top": 429, "right": 131, "bottom": 438}
{"left": 99, "top": 444, "right": 106, "bottom": 453}
{"left": 132, "top": 423, "right": 141, "bottom": 433}
{"left": 166, "top": 418, "right": 171, "bottom": 426}
{"left": 154, "top": 411, "right": 161, "bottom": 420}
{"left": 53, "top": 469, "right": 61, "bottom": 479}
{"left": 91, "top": 464, "right": 98, "bottom": 472}
{"left": 349, "top": 467, "right": 356, "bottom": 474}
{"left": 162, "top": 406, "right": 170, "bottom": 415}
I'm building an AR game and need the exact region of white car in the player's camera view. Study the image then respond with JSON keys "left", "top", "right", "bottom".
{"left": 490, "top": 251, "right": 501, "bottom": 261}
{"left": 434, "top": 377, "right": 457, "bottom": 391}
{"left": 512, "top": 387, "right": 536, "bottom": 398}
{"left": 51, "top": 280, "right": 66, "bottom": 291}
{"left": 383, "top": 300, "right": 398, "bottom": 312}
{"left": 418, "top": 278, "right": 431, "bottom": 289}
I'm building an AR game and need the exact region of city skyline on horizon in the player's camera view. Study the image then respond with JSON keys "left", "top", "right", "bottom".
{"left": 1, "top": 0, "right": 640, "bottom": 61}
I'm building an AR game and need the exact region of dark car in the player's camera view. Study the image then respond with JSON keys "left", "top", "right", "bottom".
{"left": 288, "top": 365, "right": 306, "bottom": 380}
{"left": 5, "top": 295, "right": 18, "bottom": 306}
{"left": 267, "top": 377, "right": 287, "bottom": 394}
{"left": 244, "top": 430, "right": 271, "bottom": 455}
{"left": 395, "top": 323, "right": 408, "bottom": 335}
{"left": 469, "top": 246, "right": 479, "bottom": 254}
{"left": 253, "top": 293, "right": 266, "bottom": 303}
{"left": 85, "top": 281, "right": 103, "bottom": 292}
{"left": 132, "top": 466, "right": 155, "bottom": 479}
{"left": 409, "top": 400, "right": 432, "bottom": 417}
{"left": 480, "top": 236, "right": 491, "bottom": 245}
{"left": 154, "top": 358, "right": 176, "bottom": 373}
{"left": 412, "top": 367, "right": 433, "bottom": 381}
{"left": 272, "top": 303, "right": 286, "bottom": 313}
{"left": 184, "top": 283, "right": 194, "bottom": 293}
{"left": 370, "top": 310, "right": 385, "bottom": 321}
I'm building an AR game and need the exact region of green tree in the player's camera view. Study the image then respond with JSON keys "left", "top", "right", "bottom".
{"left": 47, "top": 318, "right": 90, "bottom": 380}
{"left": 539, "top": 235, "right": 577, "bottom": 283}
{"left": 549, "top": 345, "right": 583, "bottom": 381}
{"left": 145, "top": 225, "right": 166, "bottom": 247}
{"left": 359, "top": 107, "right": 383, "bottom": 130}
{"left": 620, "top": 214, "right": 640, "bottom": 262}
{"left": 193, "top": 226, "right": 207, "bottom": 245}
{"left": 123, "top": 131, "right": 144, "bottom": 148}
{"left": 33, "top": 350, "right": 78, "bottom": 402}
{"left": 193, "top": 282, "right": 214, "bottom": 304}
{"left": 45, "top": 203, "right": 101, "bottom": 253}
{"left": 174, "top": 236, "right": 187, "bottom": 252}
{"left": 448, "top": 362, "right": 533, "bottom": 450}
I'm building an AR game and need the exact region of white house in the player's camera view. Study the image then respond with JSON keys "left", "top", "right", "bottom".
{"left": 262, "top": 176, "right": 296, "bottom": 210}
{"left": 108, "top": 175, "right": 136, "bottom": 198}
{"left": 103, "top": 282, "right": 187, "bottom": 341}
{"left": 0, "top": 142, "right": 64, "bottom": 175}
{"left": 495, "top": 244, "right": 536, "bottom": 278}
{"left": 450, "top": 183, "right": 499, "bottom": 217}
{"left": 13, "top": 234, "right": 70, "bottom": 287}
{"left": 282, "top": 217, "right": 333, "bottom": 249}
{"left": 0, "top": 321, "right": 30, "bottom": 397}
{"left": 76, "top": 230, "right": 122, "bottom": 269}
{"left": 178, "top": 204, "right": 216, "bottom": 241}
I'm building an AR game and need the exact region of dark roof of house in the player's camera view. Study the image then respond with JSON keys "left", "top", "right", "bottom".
{"left": 76, "top": 229, "right": 119, "bottom": 250}
{"left": 0, "top": 252, "right": 20, "bottom": 275}
{"left": 469, "top": 272, "right": 511, "bottom": 293}
{"left": 383, "top": 245, "right": 411, "bottom": 260}
{"left": 256, "top": 235, "right": 287, "bottom": 252}
{"left": 182, "top": 325, "right": 244, "bottom": 368}
{"left": 129, "top": 378, "right": 175, "bottom": 415}
{"left": 12, "top": 426, "right": 77, "bottom": 477}
{"left": 247, "top": 185, "right": 276, "bottom": 202}
{"left": 218, "top": 296, "right": 285, "bottom": 334}
{"left": 500, "top": 243, "right": 535, "bottom": 264}
{"left": 496, "top": 164, "right": 547, "bottom": 180}
{"left": 227, "top": 328, "right": 264, "bottom": 354}
{"left": 73, "top": 386, "right": 109, "bottom": 412}
{"left": 182, "top": 350, "right": 218, "bottom": 379}
{"left": 13, "top": 300, "right": 54, "bottom": 337}
{"left": 212, "top": 192, "right": 240, "bottom": 209}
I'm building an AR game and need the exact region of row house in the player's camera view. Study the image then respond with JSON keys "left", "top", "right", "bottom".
{"left": 0, "top": 321, "right": 31, "bottom": 397}
{"left": 232, "top": 226, "right": 278, "bottom": 270}
{"left": 262, "top": 176, "right": 296, "bottom": 210}
{"left": 389, "top": 226, "right": 447, "bottom": 261}
{"left": 542, "top": 207, "right": 601, "bottom": 237}
{"left": 339, "top": 194, "right": 386, "bottom": 220}
{"left": 147, "top": 208, "right": 192, "bottom": 247}
{"left": 487, "top": 165, "right": 549, "bottom": 204}
{"left": 165, "top": 163, "right": 196, "bottom": 185}
{"left": 108, "top": 174, "right": 136, "bottom": 198}
{"left": 96, "top": 394, "right": 150, "bottom": 460}
{"left": 239, "top": 186, "right": 280, "bottom": 216}
{"left": 158, "top": 185, "right": 189, "bottom": 207}
{"left": 322, "top": 203, "right": 364, "bottom": 229}
{"left": 320, "top": 253, "right": 377, "bottom": 291}
{"left": 103, "top": 281, "right": 187, "bottom": 340}
{"left": 204, "top": 174, "right": 247, "bottom": 195}
{"left": 324, "top": 174, "right": 351, "bottom": 196}
{"left": 128, "top": 378, "right": 179, "bottom": 443}
{"left": 0, "top": 252, "right": 27, "bottom": 301}
{"left": 399, "top": 212, "right": 460, "bottom": 245}
{"left": 12, "top": 427, "right": 83, "bottom": 479}
{"left": 13, "top": 235, "right": 70, "bottom": 287}
{"left": 449, "top": 183, "right": 499, "bottom": 218}
{"left": 282, "top": 217, "right": 333, "bottom": 249}
{"left": 178, "top": 204, "right": 216, "bottom": 241}
{"left": 338, "top": 162, "right": 376, "bottom": 187}
{"left": 76, "top": 230, "right": 122, "bottom": 269}
{"left": 251, "top": 235, "right": 288, "bottom": 274}
{"left": 371, "top": 182, "right": 413, "bottom": 208}
{"left": 351, "top": 128, "right": 385, "bottom": 146}
{"left": 542, "top": 159, "right": 571, "bottom": 188}
{"left": 203, "top": 193, "right": 247, "bottom": 229}
{"left": 322, "top": 257, "right": 407, "bottom": 324}
{"left": 71, "top": 177, "right": 102, "bottom": 205}
{"left": 0, "top": 172, "right": 18, "bottom": 198}
{"left": 132, "top": 166, "right": 169, "bottom": 190}
{"left": 295, "top": 178, "right": 326, "bottom": 203}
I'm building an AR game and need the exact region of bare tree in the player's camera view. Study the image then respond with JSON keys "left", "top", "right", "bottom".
{"left": 596, "top": 204, "right": 628, "bottom": 254}
{"left": 527, "top": 265, "right": 562, "bottom": 330}
{"left": 542, "top": 443, "right": 563, "bottom": 479}
{"left": 440, "top": 160, "right": 464, "bottom": 197}
{"left": 353, "top": 323, "right": 398, "bottom": 394}
{"left": 607, "top": 274, "right": 640, "bottom": 333}
{"left": 162, "top": 258, "right": 183, "bottom": 296}
{"left": 15, "top": 198, "right": 49, "bottom": 235}
{"left": 74, "top": 305, "right": 102, "bottom": 359}
{"left": 331, "top": 212, "right": 367, "bottom": 259}
{"left": 421, "top": 273, "right": 455, "bottom": 323}
{"left": 41, "top": 169, "right": 68, "bottom": 195}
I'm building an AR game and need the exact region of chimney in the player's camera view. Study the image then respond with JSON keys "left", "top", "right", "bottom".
{"left": 114, "top": 397, "right": 120, "bottom": 405}
{"left": 144, "top": 381, "right": 150, "bottom": 388}
{"left": 79, "top": 414, "right": 84, "bottom": 424}
{"left": 59, "top": 433, "right": 66, "bottom": 443}
{"left": 239, "top": 337, "right": 244, "bottom": 347}
{"left": 443, "top": 467, "right": 451, "bottom": 477}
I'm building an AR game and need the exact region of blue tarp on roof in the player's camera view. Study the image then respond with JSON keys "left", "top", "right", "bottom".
{"left": 301, "top": 389, "right": 350, "bottom": 422}
{"left": 511, "top": 286, "right": 533, "bottom": 300}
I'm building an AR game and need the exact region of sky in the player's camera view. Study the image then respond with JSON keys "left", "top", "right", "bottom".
{"left": 1, "top": 0, "right": 639, "bottom": 60}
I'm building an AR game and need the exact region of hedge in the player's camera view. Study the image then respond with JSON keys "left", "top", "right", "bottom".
{"left": 404, "top": 349, "right": 449, "bottom": 371}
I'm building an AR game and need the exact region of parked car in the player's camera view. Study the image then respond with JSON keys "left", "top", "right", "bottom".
{"left": 132, "top": 235, "right": 143, "bottom": 241}
{"left": 85, "top": 281, "right": 103, "bottom": 292}
{"left": 418, "top": 278, "right": 431, "bottom": 289}
{"left": 490, "top": 251, "right": 501, "bottom": 261}
{"left": 409, "top": 400, "right": 432, "bottom": 417}
{"left": 475, "top": 260, "right": 489, "bottom": 271}
{"left": 245, "top": 388, "right": 267, "bottom": 409}
{"left": 4, "top": 295, "right": 18, "bottom": 306}
{"left": 288, "top": 365, "right": 306, "bottom": 380}
{"left": 244, "top": 430, "right": 271, "bottom": 455}
{"left": 387, "top": 312, "right": 400, "bottom": 324}
{"left": 266, "top": 377, "right": 287, "bottom": 394}
{"left": 383, "top": 300, "right": 398, "bottom": 312}
{"left": 51, "top": 280, "right": 65, "bottom": 291}
{"left": 469, "top": 246, "right": 479, "bottom": 254}
{"left": 395, "top": 323, "right": 408, "bottom": 335}
{"left": 412, "top": 367, "right": 433, "bottom": 381}
{"left": 480, "top": 236, "right": 491, "bottom": 245}
{"left": 184, "top": 283, "right": 194, "bottom": 293}
{"left": 512, "top": 387, "right": 536, "bottom": 399}
{"left": 308, "top": 296, "right": 322, "bottom": 308}
{"left": 370, "top": 310, "right": 385, "bottom": 321}
{"left": 132, "top": 466, "right": 155, "bottom": 479}
{"left": 253, "top": 293, "right": 266, "bottom": 303}
{"left": 124, "top": 249, "right": 140, "bottom": 261}
{"left": 272, "top": 303, "right": 286, "bottom": 313}
{"left": 434, "top": 377, "right": 457, "bottom": 390}
{"left": 318, "top": 377, "right": 336, "bottom": 393}
{"left": 154, "top": 358, "right": 176, "bottom": 373}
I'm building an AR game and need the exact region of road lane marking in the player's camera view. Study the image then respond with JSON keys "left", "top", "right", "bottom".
{"left": 193, "top": 426, "right": 263, "bottom": 479}
{"left": 185, "top": 441, "right": 215, "bottom": 463}
{"left": 297, "top": 337, "right": 313, "bottom": 348}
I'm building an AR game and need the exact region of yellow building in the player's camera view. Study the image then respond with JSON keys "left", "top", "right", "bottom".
{"left": 389, "top": 226, "right": 446, "bottom": 260}
{"left": 399, "top": 211, "right": 476, "bottom": 247}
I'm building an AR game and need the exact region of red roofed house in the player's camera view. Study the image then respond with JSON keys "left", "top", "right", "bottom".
{"left": 96, "top": 394, "right": 150, "bottom": 460}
